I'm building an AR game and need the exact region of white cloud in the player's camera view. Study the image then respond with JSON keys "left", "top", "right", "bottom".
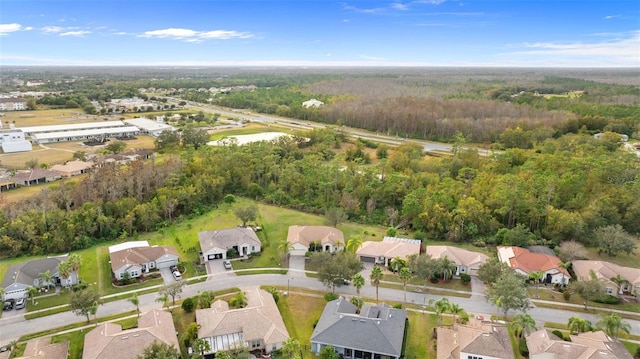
{"left": 0, "top": 23, "right": 22, "bottom": 35}
{"left": 414, "top": 0, "right": 447, "bottom": 4}
{"left": 24, "top": 26, "right": 33, "bottom": 31}
{"left": 508, "top": 30, "right": 640, "bottom": 66}
{"left": 60, "top": 31, "right": 90, "bottom": 37}
{"left": 391, "top": 2, "right": 409, "bottom": 11}
{"left": 140, "top": 27, "right": 253, "bottom": 41}
{"left": 42, "top": 26, "right": 63, "bottom": 33}
{"left": 604, "top": 15, "right": 621, "bottom": 20}
{"left": 359, "top": 54, "right": 387, "bottom": 61}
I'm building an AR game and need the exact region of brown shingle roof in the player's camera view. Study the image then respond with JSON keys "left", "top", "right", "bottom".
{"left": 286, "top": 226, "right": 344, "bottom": 247}
{"left": 426, "top": 245, "right": 489, "bottom": 267}
{"left": 527, "top": 330, "right": 633, "bottom": 359}
{"left": 573, "top": 260, "right": 640, "bottom": 286}
{"left": 357, "top": 239, "right": 421, "bottom": 260}
{"left": 82, "top": 309, "right": 179, "bottom": 359}
{"left": 437, "top": 319, "right": 514, "bottom": 359}
{"left": 109, "top": 246, "right": 178, "bottom": 273}
{"left": 14, "top": 337, "right": 68, "bottom": 359}
{"left": 198, "top": 227, "right": 261, "bottom": 253}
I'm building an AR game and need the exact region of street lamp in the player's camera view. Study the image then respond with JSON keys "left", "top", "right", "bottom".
{"left": 287, "top": 277, "right": 294, "bottom": 296}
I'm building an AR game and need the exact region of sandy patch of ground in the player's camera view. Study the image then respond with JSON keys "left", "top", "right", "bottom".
{"left": 207, "top": 132, "right": 290, "bottom": 146}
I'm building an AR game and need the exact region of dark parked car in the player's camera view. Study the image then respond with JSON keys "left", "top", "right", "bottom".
{"left": 3, "top": 299, "right": 15, "bottom": 311}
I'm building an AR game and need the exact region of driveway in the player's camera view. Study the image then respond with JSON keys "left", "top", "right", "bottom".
{"left": 288, "top": 256, "right": 306, "bottom": 277}
{"left": 159, "top": 267, "right": 176, "bottom": 284}
{"left": 205, "top": 259, "right": 236, "bottom": 280}
{"left": 470, "top": 275, "right": 486, "bottom": 300}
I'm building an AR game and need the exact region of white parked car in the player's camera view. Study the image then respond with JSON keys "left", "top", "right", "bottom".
{"left": 172, "top": 270, "right": 182, "bottom": 281}
{"left": 223, "top": 260, "right": 232, "bottom": 270}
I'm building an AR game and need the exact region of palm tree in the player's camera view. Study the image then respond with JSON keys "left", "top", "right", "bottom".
{"left": 399, "top": 267, "right": 412, "bottom": 304}
{"left": 346, "top": 235, "right": 363, "bottom": 253}
{"left": 156, "top": 292, "right": 169, "bottom": 310}
{"left": 351, "top": 273, "right": 365, "bottom": 297}
{"left": 449, "top": 303, "right": 465, "bottom": 324}
{"left": 39, "top": 270, "right": 53, "bottom": 290}
{"left": 129, "top": 293, "right": 140, "bottom": 318}
{"left": 67, "top": 253, "right": 82, "bottom": 283}
{"left": 370, "top": 265, "right": 384, "bottom": 303}
{"left": 440, "top": 256, "right": 455, "bottom": 282}
{"left": 26, "top": 286, "right": 38, "bottom": 305}
{"left": 57, "top": 261, "right": 72, "bottom": 288}
{"left": 511, "top": 313, "right": 537, "bottom": 338}
{"left": 278, "top": 238, "right": 293, "bottom": 265}
{"left": 0, "top": 288, "right": 5, "bottom": 301}
{"left": 429, "top": 297, "right": 450, "bottom": 327}
{"left": 568, "top": 316, "right": 592, "bottom": 334}
{"left": 597, "top": 313, "right": 631, "bottom": 339}
{"left": 193, "top": 338, "right": 211, "bottom": 359}
{"left": 529, "top": 270, "right": 546, "bottom": 298}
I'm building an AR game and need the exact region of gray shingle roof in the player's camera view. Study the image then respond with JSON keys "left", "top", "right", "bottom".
{"left": 198, "top": 227, "right": 261, "bottom": 253}
{"left": 2, "top": 255, "right": 68, "bottom": 289}
{"left": 311, "top": 298, "right": 406, "bottom": 357}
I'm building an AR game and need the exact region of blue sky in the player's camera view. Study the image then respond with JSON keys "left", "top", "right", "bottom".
{"left": 1, "top": 0, "right": 638, "bottom": 67}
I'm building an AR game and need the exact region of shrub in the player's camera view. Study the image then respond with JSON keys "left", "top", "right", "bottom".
{"left": 267, "top": 287, "right": 280, "bottom": 303}
{"left": 181, "top": 298, "right": 195, "bottom": 312}
{"left": 552, "top": 330, "right": 566, "bottom": 341}
{"left": 324, "top": 292, "right": 339, "bottom": 302}
{"left": 386, "top": 227, "right": 397, "bottom": 237}
{"left": 594, "top": 295, "right": 620, "bottom": 305}
{"left": 518, "top": 338, "right": 529, "bottom": 356}
{"left": 563, "top": 291, "right": 571, "bottom": 301}
{"left": 312, "top": 318, "right": 319, "bottom": 329}
{"left": 460, "top": 273, "right": 471, "bottom": 283}
{"left": 393, "top": 303, "right": 403, "bottom": 309}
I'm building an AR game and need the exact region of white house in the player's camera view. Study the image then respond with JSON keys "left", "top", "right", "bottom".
{"left": 286, "top": 226, "right": 344, "bottom": 256}
{"left": 198, "top": 227, "right": 261, "bottom": 261}
{"left": 497, "top": 246, "right": 570, "bottom": 285}
{"left": 356, "top": 237, "right": 421, "bottom": 267}
{"left": 108, "top": 241, "right": 179, "bottom": 280}
{"left": 425, "top": 245, "right": 489, "bottom": 276}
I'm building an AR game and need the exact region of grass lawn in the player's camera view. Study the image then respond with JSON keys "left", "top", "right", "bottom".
{"left": 208, "top": 122, "right": 292, "bottom": 140}
{"left": 404, "top": 311, "right": 438, "bottom": 359}
{"left": 51, "top": 331, "right": 86, "bottom": 359}
{"left": 584, "top": 245, "right": 640, "bottom": 269}
{"left": 529, "top": 287, "right": 640, "bottom": 314}
{"left": 276, "top": 293, "right": 325, "bottom": 358}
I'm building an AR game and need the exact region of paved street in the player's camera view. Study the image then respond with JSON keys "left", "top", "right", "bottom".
{"left": 1, "top": 271, "right": 639, "bottom": 347}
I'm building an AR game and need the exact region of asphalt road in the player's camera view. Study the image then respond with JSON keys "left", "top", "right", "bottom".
{"left": 1, "top": 272, "right": 639, "bottom": 347}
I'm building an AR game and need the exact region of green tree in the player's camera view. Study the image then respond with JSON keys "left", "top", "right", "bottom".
{"left": 487, "top": 270, "right": 530, "bottom": 318}
{"left": 181, "top": 126, "right": 210, "bottom": 149}
{"left": 408, "top": 254, "right": 440, "bottom": 289}
{"left": 213, "top": 351, "right": 232, "bottom": 359}
{"left": 370, "top": 265, "right": 384, "bottom": 303}
{"left": 159, "top": 281, "right": 185, "bottom": 307}
{"left": 155, "top": 130, "right": 181, "bottom": 150}
{"left": 129, "top": 293, "right": 140, "bottom": 318}
{"left": 429, "top": 297, "right": 450, "bottom": 327}
{"left": 234, "top": 205, "right": 258, "bottom": 227}
{"left": 229, "top": 291, "right": 248, "bottom": 308}
{"left": 325, "top": 207, "right": 347, "bottom": 227}
{"left": 137, "top": 341, "right": 180, "bottom": 359}
{"left": 282, "top": 338, "right": 302, "bottom": 359}
{"left": 192, "top": 338, "right": 211, "bottom": 359}
{"left": 198, "top": 291, "right": 213, "bottom": 309}
{"left": 39, "top": 270, "right": 53, "bottom": 289}
{"left": 156, "top": 291, "right": 169, "bottom": 310}
{"left": 594, "top": 224, "right": 637, "bottom": 257}
{"left": 568, "top": 316, "right": 592, "bottom": 334}
{"left": 345, "top": 234, "right": 363, "bottom": 253}
{"left": 511, "top": 313, "right": 537, "bottom": 338}
{"left": 57, "top": 261, "right": 72, "bottom": 288}
{"left": 529, "top": 270, "right": 546, "bottom": 299}
{"left": 390, "top": 257, "right": 407, "bottom": 273}
{"left": 183, "top": 322, "right": 201, "bottom": 346}
{"left": 570, "top": 276, "right": 604, "bottom": 310}
{"left": 449, "top": 303, "right": 466, "bottom": 324}
{"left": 68, "top": 253, "right": 82, "bottom": 282}
{"left": 351, "top": 273, "right": 365, "bottom": 296}
{"left": 350, "top": 296, "right": 364, "bottom": 313}
{"left": 310, "top": 251, "right": 363, "bottom": 292}
{"left": 596, "top": 313, "right": 631, "bottom": 339}
{"left": 106, "top": 140, "right": 127, "bottom": 154}
{"left": 319, "top": 345, "right": 340, "bottom": 359}
{"left": 26, "top": 286, "right": 38, "bottom": 305}
{"left": 399, "top": 267, "right": 413, "bottom": 304}
{"left": 477, "top": 257, "right": 510, "bottom": 285}
{"left": 70, "top": 289, "right": 101, "bottom": 323}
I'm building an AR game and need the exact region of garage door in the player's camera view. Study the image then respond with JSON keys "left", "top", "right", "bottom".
{"left": 289, "top": 249, "right": 307, "bottom": 256}
{"left": 360, "top": 256, "right": 376, "bottom": 263}
{"left": 207, "top": 253, "right": 223, "bottom": 260}
{"left": 156, "top": 259, "right": 177, "bottom": 269}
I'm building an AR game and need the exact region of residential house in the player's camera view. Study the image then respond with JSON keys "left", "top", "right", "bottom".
{"left": 286, "top": 225, "right": 344, "bottom": 256}
{"left": 108, "top": 241, "right": 178, "bottom": 280}
{"left": 526, "top": 329, "right": 633, "bottom": 359}
{"left": 426, "top": 246, "right": 489, "bottom": 276}
{"left": 0, "top": 172, "right": 16, "bottom": 191}
{"left": 1, "top": 255, "right": 77, "bottom": 300}
{"left": 82, "top": 309, "right": 179, "bottom": 359}
{"left": 356, "top": 237, "right": 421, "bottom": 267}
{"left": 311, "top": 297, "right": 406, "bottom": 359}
{"left": 196, "top": 287, "right": 289, "bottom": 355}
{"left": 497, "top": 246, "right": 570, "bottom": 285}
{"left": 14, "top": 337, "right": 69, "bottom": 359}
{"left": 50, "top": 160, "right": 94, "bottom": 177}
{"left": 437, "top": 317, "right": 514, "bottom": 359}
{"left": 302, "top": 99, "right": 324, "bottom": 108}
{"left": 572, "top": 260, "right": 640, "bottom": 297}
{"left": 198, "top": 227, "right": 261, "bottom": 261}
{"left": 12, "top": 169, "right": 61, "bottom": 186}
{"left": 0, "top": 98, "right": 27, "bottom": 111}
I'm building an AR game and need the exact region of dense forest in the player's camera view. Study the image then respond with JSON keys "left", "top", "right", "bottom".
{"left": 0, "top": 67, "right": 638, "bottom": 258}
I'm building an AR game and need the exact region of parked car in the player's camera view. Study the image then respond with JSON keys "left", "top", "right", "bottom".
{"left": 223, "top": 260, "right": 232, "bottom": 270}
{"left": 172, "top": 270, "right": 182, "bottom": 281}
{"left": 14, "top": 297, "right": 26, "bottom": 310}
{"left": 3, "top": 299, "right": 15, "bottom": 311}
{"left": 169, "top": 265, "right": 177, "bottom": 272}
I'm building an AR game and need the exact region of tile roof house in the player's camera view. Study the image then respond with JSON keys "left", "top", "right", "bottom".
{"left": 572, "top": 260, "right": 640, "bottom": 297}
{"left": 426, "top": 245, "right": 489, "bottom": 276}
{"left": 14, "top": 337, "right": 69, "bottom": 359}
{"left": 356, "top": 237, "right": 421, "bottom": 267}
{"left": 311, "top": 297, "right": 406, "bottom": 359}
{"left": 11, "top": 169, "right": 61, "bottom": 186}
{"left": 50, "top": 160, "right": 94, "bottom": 177}
{"left": 108, "top": 241, "right": 178, "bottom": 280}
{"left": 497, "top": 246, "right": 570, "bottom": 285}
{"left": 286, "top": 226, "right": 344, "bottom": 256}
{"left": 437, "top": 318, "right": 514, "bottom": 359}
{"left": 2, "top": 255, "right": 77, "bottom": 301}
{"left": 198, "top": 227, "right": 262, "bottom": 261}
{"left": 82, "top": 309, "right": 179, "bottom": 359}
{"left": 526, "top": 330, "right": 633, "bottom": 359}
{"left": 196, "top": 287, "right": 289, "bottom": 355}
